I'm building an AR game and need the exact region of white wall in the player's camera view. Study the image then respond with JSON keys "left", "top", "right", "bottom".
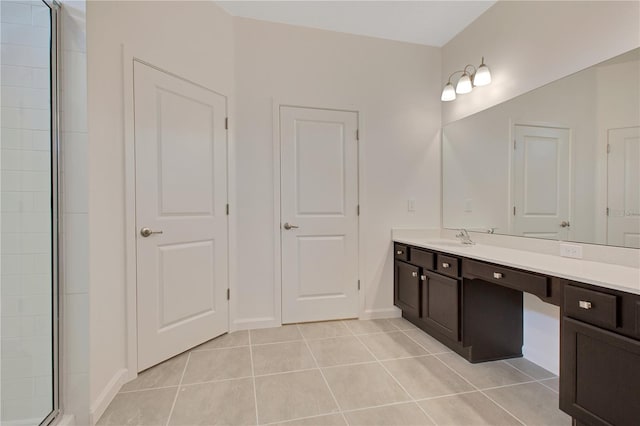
{"left": 233, "top": 17, "right": 442, "bottom": 328}
{"left": 441, "top": 0, "right": 640, "bottom": 375}
{"left": 86, "top": 1, "right": 234, "bottom": 421}
{"left": 442, "top": 0, "right": 640, "bottom": 124}
{"left": 1, "top": 1, "right": 54, "bottom": 422}
{"left": 60, "top": 1, "right": 89, "bottom": 424}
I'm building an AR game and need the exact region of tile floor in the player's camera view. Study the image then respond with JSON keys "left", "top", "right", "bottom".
{"left": 97, "top": 318, "right": 570, "bottom": 426}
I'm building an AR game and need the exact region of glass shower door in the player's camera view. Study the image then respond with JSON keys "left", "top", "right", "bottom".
{"left": 1, "top": 1, "right": 59, "bottom": 424}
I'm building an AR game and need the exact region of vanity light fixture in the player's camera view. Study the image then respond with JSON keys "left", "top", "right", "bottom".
{"left": 441, "top": 57, "right": 492, "bottom": 101}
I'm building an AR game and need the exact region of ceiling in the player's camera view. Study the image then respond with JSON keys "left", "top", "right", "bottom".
{"left": 217, "top": 1, "right": 496, "bottom": 47}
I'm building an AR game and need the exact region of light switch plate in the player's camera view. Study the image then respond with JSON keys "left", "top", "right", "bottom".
{"left": 560, "top": 244, "right": 583, "bottom": 259}
{"left": 408, "top": 199, "right": 415, "bottom": 212}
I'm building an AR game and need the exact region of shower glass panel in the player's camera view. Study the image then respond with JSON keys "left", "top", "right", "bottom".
{"left": 1, "top": 1, "right": 59, "bottom": 425}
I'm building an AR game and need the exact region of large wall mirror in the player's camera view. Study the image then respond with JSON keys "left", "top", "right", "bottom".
{"left": 442, "top": 48, "right": 640, "bottom": 249}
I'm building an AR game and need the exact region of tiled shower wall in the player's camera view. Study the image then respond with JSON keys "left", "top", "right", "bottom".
{"left": 1, "top": 0, "right": 54, "bottom": 422}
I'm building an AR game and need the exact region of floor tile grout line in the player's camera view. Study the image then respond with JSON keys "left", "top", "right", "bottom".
{"left": 499, "top": 359, "right": 541, "bottom": 382}
{"left": 347, "top": 322, "right": 439, "bottom": 426}
{"left": 173, "top": 375, "right": 255, "bottom": 388}
{"left": 296, "top": 323, "right": 349, "bottom": 426}
{"left": 248, "top": 329, "right": 260, "bottom": 426}
{"left": 164, "top": 351, "right": 190, "bottom": 426}
{"left": 537, "top": 378, "right": 560, "bottom": 394}
{"left": 118, "top": 384, "right": 182, "bottom": 394}
{"left": 428, "top": 353, "right": 528, "bottom": 426}
{"left": 398, "top": 329, "right": 452, "bottom": 355}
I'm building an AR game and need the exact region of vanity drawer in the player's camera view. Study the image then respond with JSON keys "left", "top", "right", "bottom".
{"left": 411, "top": 248, "right": 435, "bottom": 270}
{"left": 463, "top": 259, "right": 549, "bottom": 299}
{"left": 436, "top": 254, "right": 460, "bottom": 278}
{"left": 394, "top": 244, "right": 409, "bottom": 262}
{"left": 565, "top": 285, "right": 618, "bottom": 329}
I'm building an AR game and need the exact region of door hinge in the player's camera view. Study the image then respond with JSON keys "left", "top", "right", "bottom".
{"left": 225, "top": 117, "right": 229, "bottom": 130}
{"left": 514, "top": 139, "right": 516, "bottom": 149}
{"left": 227, "top": 288, "right": 230, "bottom": 300}
{"left": 357, "top": 280, "right": 360, "bottom": 290}
{"left": 607, "top": 143, "right": 611, "bottom": 154}
{"left": 356, "top": 129, "right": 359, "bottom": 141}
{"left": 357, "top": 205, "right": 360, "bottom": 216}
{"left": 513, "top": 206, "right": 516, "bottom": 216}
{"left": 606, "top": 207, "right": 610, "bottom": 216}
{"left": 226, "top": 204, "right": 229, "bottom": 215}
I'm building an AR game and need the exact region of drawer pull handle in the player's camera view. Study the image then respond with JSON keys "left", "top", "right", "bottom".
{"left": 442, "top": 262, "right": 451, "bottom": 269}
{"left": 412, "top": 272, "right": 418, "bottom": 277}
{"left": 420, "top": 275, "right": 426, "bottom": 281}
{"left": 396, "top": 250, "right": 403, "bottom": 255}
{"left": 578, "top": 300, "right": 592, "bottom": 310}
{"left": 493, "top": 272, "right": 503, "bottom": 279}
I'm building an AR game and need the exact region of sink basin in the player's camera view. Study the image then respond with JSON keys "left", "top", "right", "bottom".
{"left": 423, "top": 239, "right": 473, "bottom": 248}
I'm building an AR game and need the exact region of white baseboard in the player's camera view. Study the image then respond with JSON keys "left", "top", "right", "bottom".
{"left": 360, "top": 307, "right": 402, "bottom": 320}
{"left": 90, "top": 368, "right": 128, "bottom": 425}
{"left": 232, "top": 316, "right": 280, "bottom": 331}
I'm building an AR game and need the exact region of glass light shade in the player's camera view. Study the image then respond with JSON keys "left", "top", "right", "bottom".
{"left": 441, "top": 83, "right": 456, "bottom": 101}
{"left": 473, "top": 63, "right": 492, "bottom": 86}
{"left": 456, "top": 73, "right": 473, "bottom": 94}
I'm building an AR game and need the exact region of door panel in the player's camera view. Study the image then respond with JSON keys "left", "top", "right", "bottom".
{"left": 296, "top": 121, "right": 346, "bottom": 215}
{"left": 134, "top": 62, "right": 228, "bottom": 370}
{"left": 281, "top": 106, "right": 359, "bottom": 323}
{"left": 512, "top": 125, "right": 571, "bottom": 239}
{"left": 607, "top": 127, "right": 640, "bottom": 248}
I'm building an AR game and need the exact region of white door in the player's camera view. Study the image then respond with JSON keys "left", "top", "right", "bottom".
{"left": 134, "top": 62, "right": 228, "bottom": 370}
{"left": 607, "top": 126, "right": 640, "bottom": 248}
{"left": 512, "top": 125, "right": 571, "bottom": 240}
{"left": 280, "top": 106, "right": 359, "bottom": 324}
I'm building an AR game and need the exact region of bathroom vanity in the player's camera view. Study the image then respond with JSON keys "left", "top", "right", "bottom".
{"left": 392, "top": 237, "right": 640, "bottom": 426}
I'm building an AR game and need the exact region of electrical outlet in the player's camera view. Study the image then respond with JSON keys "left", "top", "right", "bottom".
{"left": 464, "top": 198, "right": 473, "bottom": 212}
{"left": 408, "top": 199, "right": 415, "bottom": 212}
{"left": 560, "top": 244, "right": 583, "bottom": 259}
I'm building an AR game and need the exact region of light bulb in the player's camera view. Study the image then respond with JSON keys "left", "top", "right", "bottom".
{"left": 473, "top": 63, "right": 491, "bottom": 86}
{"left": 441, "top": 82, "right": 456, "bottom": 101}
{"left": 456, "top": 73, "right": 472, "bottom": 94}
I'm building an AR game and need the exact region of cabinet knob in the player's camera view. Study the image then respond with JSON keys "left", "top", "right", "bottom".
{"left": 396, "top": 250, "right": 403, "bottom": 255}
{"left": 578, "top": 300, "right": 592, "bottom": 310}
{"left": 493, "top": 272, "right": 503, "bottom": 279}
{"left": 420, "top": 275, "right": 426, "bottom": 281}
{"left": 442, "top": 262, "right": 450, "bottom": 269}
{"left": 412, "top": 272, "right": 418, "bottom": 277}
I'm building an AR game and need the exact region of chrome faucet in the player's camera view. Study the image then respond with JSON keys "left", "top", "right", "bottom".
{"left": 456, "top": 229, "right": 475, "bottom": 245}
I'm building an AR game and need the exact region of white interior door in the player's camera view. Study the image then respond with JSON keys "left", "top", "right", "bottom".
{"left": 607, "top": 126, "right": 640, "bottom": 248}
{"left": 512, "top": 125, "right": 571, "bottom": 240}
{"left": 134, "top": 62, "right": 228, "bottom": 370}
{"left": 280, "top": 106, "right": 359, "bottom": 324}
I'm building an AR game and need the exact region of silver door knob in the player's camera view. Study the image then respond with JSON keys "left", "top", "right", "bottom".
{"left": 560, "top": 221, "right": 570, "bottom": 228}
{"left": 283, "top": 223, "right": 299, "bottom": 230}
{"left": 140, "top": 227, "right": 163, "bottom": 237}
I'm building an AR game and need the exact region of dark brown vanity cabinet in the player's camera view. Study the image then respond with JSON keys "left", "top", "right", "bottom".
{"left": 393, "top": 244, "right": 462, "bottom": 345}
{"left": 393, "top": 242, "right": 640, "bottom": 425}
{"left": 560, "top": 283, "right": 640, "bottom": 426}
{"left": 560, "top": 318, "right": 640, "bottom": 426}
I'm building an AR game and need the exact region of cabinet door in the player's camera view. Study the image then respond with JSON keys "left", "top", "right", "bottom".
{"left": 560, "top": 317, "right": 640, "bottom": 425}
{"left": 394, "top": 261, "right": 420, "bottom": 318}
{"left": 421, "top": 271, "right": 460, "bottom": 341}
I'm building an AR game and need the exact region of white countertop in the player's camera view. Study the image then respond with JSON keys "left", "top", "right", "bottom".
{"left": 393, "top": 236, "right": 640, "bottom": 295}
